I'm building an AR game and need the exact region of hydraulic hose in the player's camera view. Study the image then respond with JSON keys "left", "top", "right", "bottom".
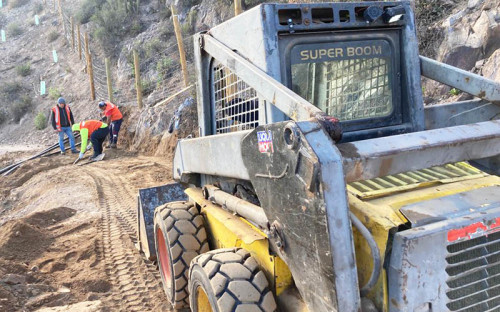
{"left": 350, "top": 212, "right": 382, "bottom": 297}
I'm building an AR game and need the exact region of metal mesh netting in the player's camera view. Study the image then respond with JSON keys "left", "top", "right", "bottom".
{"left": 324, "top": 58, "right": 392, "bottom": 120}
{"left": 212, "top": 64, "right": 259, "bottom": 134}
{"left": 292, "top": 56, "right": 393, "bottom": 122}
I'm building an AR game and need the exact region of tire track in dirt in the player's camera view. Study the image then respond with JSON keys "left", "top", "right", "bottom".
{"left": 86, "top": 169, "right": 169, "bottom": 311}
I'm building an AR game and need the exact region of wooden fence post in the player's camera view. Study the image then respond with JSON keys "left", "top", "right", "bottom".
{"left": 70, "top": 17, "right": 75, "bottom": 51}
{"left": 133, "top": 50, "right": 143, "bottom": 108}
{"left": 57, "top": 0, "right": 64, "bottom": 31}
{"left": 84, "top": 32, "right": 96, "bottom": 101}
{"left": 171, "top": 5, "right": 189, "bottom": 87}
{"left": 105, "top": 58, "right": 114, "bottom": 103}
{"left": 77, "top": 24, "right": 82, "bottom": 60}
{"left": 234, "top": 0, "right": 243, "bottom": 16}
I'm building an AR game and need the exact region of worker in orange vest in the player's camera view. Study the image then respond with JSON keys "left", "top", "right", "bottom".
{"left": 98, "top": 101, "right": 123, "bottom": 148}
{"left": 50, "top": 97, "right": 78, "bottom": 155}
{"left": 71, "top": 120, "right": 108, "bottom": 160}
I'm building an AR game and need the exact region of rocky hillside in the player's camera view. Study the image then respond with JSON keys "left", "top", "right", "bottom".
{"left": 420, "top": 0, "right": 500, "bottom": 103}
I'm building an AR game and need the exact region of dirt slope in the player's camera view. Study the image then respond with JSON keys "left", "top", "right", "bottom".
{"left": 0, "top": 150, "right": 174, "bottom": 311}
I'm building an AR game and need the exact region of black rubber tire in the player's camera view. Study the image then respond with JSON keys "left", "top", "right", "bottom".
{"left": 189, "top": 248, "right": 277, "bottom": 312}
{"left": 154, "top": 201, "right": 209, "bottom": 309}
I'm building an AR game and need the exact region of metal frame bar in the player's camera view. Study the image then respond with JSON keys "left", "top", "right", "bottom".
{"left": 202, "top": 34, "right": 323, "bottom": 121}
{"left": 339, "top": 120, "right": 500, "bottom": 183}
{"left": 420, "top": 56, "right": 500, "bottom": 104}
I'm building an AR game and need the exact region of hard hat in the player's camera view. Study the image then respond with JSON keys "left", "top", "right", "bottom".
{"left": 58, "top": 97, "right": 66, "bottom": 104}
{"left": 98, "top": 101, "right": 106, "bottom": 108}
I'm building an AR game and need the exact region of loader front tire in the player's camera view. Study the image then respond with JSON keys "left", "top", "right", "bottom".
{"left": 154, "top": 201, "right": 209, "bottom": 309}
{"left": 189, "top": 248, "right": 277, "bottom": 312}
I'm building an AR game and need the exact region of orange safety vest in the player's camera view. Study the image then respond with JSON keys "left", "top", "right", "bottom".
{"left": 80, "top": 120, "right": 105, "bottom": 137}
{"left": 52, "top": 105, "right": 72, "bottom": 131}
{"left": 103, "top": 102, "right": 123, "bottom": 121}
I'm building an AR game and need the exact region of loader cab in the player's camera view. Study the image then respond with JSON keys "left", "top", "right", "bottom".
{"left": 204, "top": 1, "right": 424, "bottom": 142}
{"left": 276, "top": 3, "right": 424, "bottom": 142}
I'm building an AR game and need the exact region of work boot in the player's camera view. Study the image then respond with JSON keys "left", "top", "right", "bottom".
{"left": 110, "top": 142, "right": 117, "bottom": 148}
{"left": 60, "top": 151, "right": 65, "bottom": 155}
{"left": 71, "top": 150, "right": 79, "bottom": 154}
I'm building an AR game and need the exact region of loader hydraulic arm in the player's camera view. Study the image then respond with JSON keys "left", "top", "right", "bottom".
{"left": 420, "top": 56, "right": 500, "bottom": 104}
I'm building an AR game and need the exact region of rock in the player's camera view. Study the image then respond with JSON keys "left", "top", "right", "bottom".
{"left": 485, "top": 23, "right": 500, "bottom": 56}
{"left": 447, "top": 9, "right": 467, "bottom": 26}
{"left": 25, "top": 292, "right": 71, "bottom": 310}
{"left": 482, "top": 49, "right": 500, "bottom": 82}
{"left": 87, "top": 293, "right": 99, "bottom": 301}
{"left": 2, "top": 274, "right": 26, "bottom": 285}
{"left": 468, "top": 0, "right": 484, "bottom": 10}
{"left": 472, "top": 11, "right": 492, "bottom": 46}
{"left": 31, "top": 265, "right": 39, "bottom": 272}
{"left": 442, "top": 45, "right": 483, "bottom": 70}
{"left": 482, "top": 0, "right": 497, "bottom": 10}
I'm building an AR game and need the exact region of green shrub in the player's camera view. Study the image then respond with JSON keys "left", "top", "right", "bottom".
{"left": 141, "top": 79, "right": 154, "bottom": 96}
{"left": 0, "top": 81, "right": 23, "bottom": 102}
{"left": 8, "top": 0, "right": 29, "bottom": 9}
{"left": 16, "top": 63, "right": 31, "bottom": 77}
{"left": 7, "top": 22, "right": 23, "bottom": 37}
{"left": 10, "top": 95, "right": 33, "bottom": 122}
{"left": 182, "top": 9, "right": 197, "bottom": 35}
{"left": 47, "top": 30, "right": 59, "bottom": 43}
{"left": 34, "top": 112, "right": 47, "bottom": 130}
{"left": 449, "top": 88, "right": 461, "bottom": 96}
{"left": 159, "top": 6, "right": 172, "bottom": 20}
{"left": 144, "top": 39, "right": 164, "bottom": 58}
{"left": 76, "top": 0, "right": 106, "bottom": 24}
{"left": 48, "top": 87, "right": 61, "bottom": 100}
{"left": 130, "top": 20, "right": 142, "bottom": 36}
{"left": 156, "top": 57, "right": 174, "bottom": 86}
{"left": 92, "top": 0, "right": 131, "bottom": 52}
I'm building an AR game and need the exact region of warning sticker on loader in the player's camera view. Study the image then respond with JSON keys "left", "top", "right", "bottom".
{"left": 257, "top": 130, "right": 274, "bottom": 153}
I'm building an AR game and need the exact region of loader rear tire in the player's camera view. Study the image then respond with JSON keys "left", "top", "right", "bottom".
{"left": 154, "top": 201, "right": 209, "bottom": 309}
{"left": 189, "top": 248, "right": 277, "bottom": 312}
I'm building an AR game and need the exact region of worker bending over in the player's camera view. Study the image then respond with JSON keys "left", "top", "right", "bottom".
{"left": 72, "top": 120, "right": 108, "bottom": 161}
{"left": 98, "top": 101, "right": 123, "bottom": 148}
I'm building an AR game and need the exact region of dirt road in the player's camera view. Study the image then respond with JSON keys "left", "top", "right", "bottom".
{"left": 0, "top": 149, "right": 174, "bottom": 311}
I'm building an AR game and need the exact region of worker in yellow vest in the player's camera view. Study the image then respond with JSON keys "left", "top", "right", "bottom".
{"left": 72, "top": 120, "right": 108, "bottom": 161}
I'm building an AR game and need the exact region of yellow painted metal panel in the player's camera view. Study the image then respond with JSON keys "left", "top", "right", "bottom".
{"left": 348, "top": 162, "right": 488, "bottom": 200}
{"left": 185, "top": 188, "right": 293, "bottom": 296}
{"left": 348, "top": 166, "right": 500, "bottom": 311}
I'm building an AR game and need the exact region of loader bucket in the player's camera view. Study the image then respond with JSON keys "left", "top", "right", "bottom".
{"left": 137, "top": 183, "right": 187, "bottom": 260}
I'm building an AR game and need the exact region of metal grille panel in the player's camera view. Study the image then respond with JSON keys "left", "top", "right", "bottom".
{"left": 446, "top": 231, "right": 500, "bottom": 312}
{"left": 348, "top": 162, "right": 485, "bottom": 199}
{"left": 324, "top": 57, "right": 392, "bottom": 121}
{"left": 212, "top": 64, "right": 259, "bottom": 134}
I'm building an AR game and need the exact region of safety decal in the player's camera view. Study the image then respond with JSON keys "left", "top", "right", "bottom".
{"left": 257, "top": 130, "right": 274, "bottom": 153}
{"left": 447, "top": 217, "right": 500, "bottom": 242}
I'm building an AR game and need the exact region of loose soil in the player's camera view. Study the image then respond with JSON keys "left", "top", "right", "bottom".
{"left": 0, "top": 146, "right": 175, "bottom": 311}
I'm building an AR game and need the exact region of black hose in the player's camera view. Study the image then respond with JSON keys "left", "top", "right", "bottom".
{"left": 350, "top": 212, "right": 382, "bottom": 297}
{"left": 0, "top": 133, "right": 81, "bottom": 175}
